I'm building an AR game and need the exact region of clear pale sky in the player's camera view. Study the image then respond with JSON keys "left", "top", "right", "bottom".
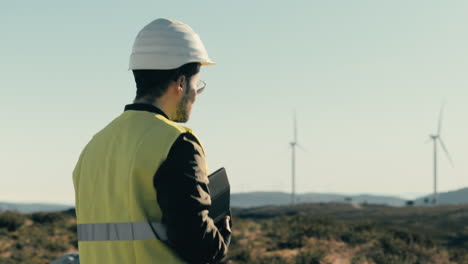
{"left": 2, "top": 1, "right": 468, "bottom": 204}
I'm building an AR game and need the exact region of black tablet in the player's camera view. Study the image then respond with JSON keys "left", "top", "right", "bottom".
{"left": 207, "top": 167, "right": 231, "bottom": 224}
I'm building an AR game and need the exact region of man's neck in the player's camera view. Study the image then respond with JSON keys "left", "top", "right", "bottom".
{"left": 133, "top": 98, "right": 173, "bottom": 120}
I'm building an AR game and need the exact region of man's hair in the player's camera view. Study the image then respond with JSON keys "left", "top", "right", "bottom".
{"left": 133, "top": 62, "right": 200, "bottom": 100}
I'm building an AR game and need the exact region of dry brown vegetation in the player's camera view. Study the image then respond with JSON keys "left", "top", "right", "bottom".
{"left": 0, "top": 209, "right": 76, "bottom": 264}
{"left": 226, "top": 203, "right": 468, "bottom": 264}
{"left": 2, "top": 204, "right": 468, "bottom": 264}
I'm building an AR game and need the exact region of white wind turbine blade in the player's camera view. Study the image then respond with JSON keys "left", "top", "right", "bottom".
{"left": 293, "top": 111, "right": 310, "bottom": 153}
{"left": 437, "top": 103, "right": 445, "bottom": 135}
{"left": 296, "top": 143, "right": 309, "bottom": 154}
{"left": 294, "top": 110, "right": 297, "bottom": 143}
{"left": 438, "top": 137, "right": 454, "bottom": 167}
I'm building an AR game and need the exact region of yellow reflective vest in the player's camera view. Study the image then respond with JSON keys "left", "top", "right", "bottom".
{"left": 73, "top": 108, "right": 200, "bottom": 263}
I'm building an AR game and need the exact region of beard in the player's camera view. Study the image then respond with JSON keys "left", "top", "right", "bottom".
{"left": 173, "top": 84, "right": 194, "bottom": 123}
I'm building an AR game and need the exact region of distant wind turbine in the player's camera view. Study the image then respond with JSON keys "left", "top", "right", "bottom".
{"left": 290, "top": 111, "right": 307, "bottom": 204}
{"left": 428, "top": 104, "right": 454, "bottom": 205}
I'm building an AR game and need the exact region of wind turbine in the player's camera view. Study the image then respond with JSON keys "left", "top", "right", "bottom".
{"left": 428, "top": 104, "right": 454, "bottom": 205}
{"left": 290, "top": 111, "right": 306, "bottom": 204}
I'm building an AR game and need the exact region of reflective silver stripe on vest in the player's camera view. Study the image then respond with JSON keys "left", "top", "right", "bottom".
{"left": 77, "top": 221, "right": 167, "bottom": 242}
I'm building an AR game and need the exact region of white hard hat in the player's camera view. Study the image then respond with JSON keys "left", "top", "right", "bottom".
{"left": 129, "top": 18, "right": 214, "bottom": 70}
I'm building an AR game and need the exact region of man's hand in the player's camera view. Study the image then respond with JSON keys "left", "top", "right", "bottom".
{"left": 219, "top": 215, "right": 232, "bottom": 247}
{"left": 224, "top": 216, "right": 231, "bottom": 233}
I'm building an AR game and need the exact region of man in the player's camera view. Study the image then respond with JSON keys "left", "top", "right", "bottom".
{"left": 73, "top": 18, "right": 231, "bottom": 264}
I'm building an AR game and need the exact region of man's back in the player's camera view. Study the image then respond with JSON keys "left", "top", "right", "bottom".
{"left": 73, "top": 110, "right": 189, "bottom": 263}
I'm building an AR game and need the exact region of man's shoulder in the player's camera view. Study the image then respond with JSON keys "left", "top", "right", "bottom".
{"left": 173, "top": 132, "right": 204, "bottom": 154}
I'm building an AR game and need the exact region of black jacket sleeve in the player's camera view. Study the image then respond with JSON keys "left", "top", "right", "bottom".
{"left": 154, "top": 133, "right": 231, "bottom": 264}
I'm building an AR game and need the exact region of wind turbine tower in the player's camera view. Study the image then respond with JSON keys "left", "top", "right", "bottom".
{"left": 428, "top": 104, "right": 453, "bottom": 205}
{"left": 290, "top": 113, "right": 297, "bottom": 204}
{"left": 290, "top": 112, "right": 306, "bottom": 204}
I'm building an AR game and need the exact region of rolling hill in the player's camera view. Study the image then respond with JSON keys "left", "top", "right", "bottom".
{"left": 0, "top": 202, "right": 73, "bottom": 213}
{"left": 231, "top": 191, "right": 407, "bottom": 208}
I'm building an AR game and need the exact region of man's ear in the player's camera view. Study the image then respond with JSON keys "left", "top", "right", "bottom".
{"left": 176, "top": 75, "right": 186, "bottom": 95}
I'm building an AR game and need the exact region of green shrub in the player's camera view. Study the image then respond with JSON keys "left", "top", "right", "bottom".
{"left": 0, "top": 211, "right": 25, "bottom": 232}
{"left": 265, "top": 215, "right": 342, "bottom": 250}
{"left": 67, "top": 225, "right": 78, "bottom": 249}
{"left": 252, "top": 255, "right": 288, "bottom": 264}
{"left": 361, "top": 233, "right": 435, "bottom": 264}
{"left": 44, "top": 238, "right": 68, "bottom": 252}
{"left": 387, "top": 226, "right": 435, "bottom": 248}
{"left": 30, "top": 212, "right": 65, "bottom": 224}
{"left": 379, "top": 234, "right": 409, "bottom": 255}
{"left": 449, "top": 248, "right": 468, "bottom": 263}
{"left": 295, "top": 249, "right": 327, "bottom": 264}
{"left": 228, "top": 246, "right": 252, "bottom": 263}
{"left": 350, "top": 255, "right": 368, "bottom": 264}
{"left": 68, "top": 223, "right": 77, "bottom": 233}
{"left": 447, "top": 230, "right": 468, "bottom": 249}
{"left": 0, "top": 227, "right": 9, "bottom": 236}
